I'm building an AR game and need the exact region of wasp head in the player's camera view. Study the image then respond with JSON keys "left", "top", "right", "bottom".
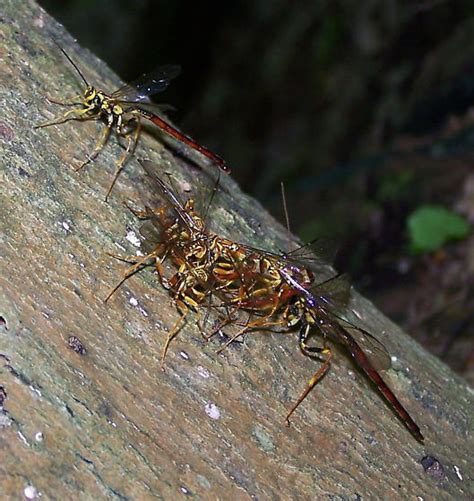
{"left": 83, "top": 86, "right": 103, "bottom": 109}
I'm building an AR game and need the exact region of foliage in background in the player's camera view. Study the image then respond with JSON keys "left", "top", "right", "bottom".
{"left": 407, "top": 205, "right": 471, "bottom": 254}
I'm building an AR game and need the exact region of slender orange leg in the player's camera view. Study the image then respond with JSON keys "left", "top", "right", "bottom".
{"left": 215, "top": 313, "right": 284, "bottom": 354}
{"left": 75, "top": 121, "right": 112, "bottom": 172}
{"left": 104, "top": 119, "right": 141, "bottom": 201}
{"left": 35, "top": 104, "right": 95, "bottom": 129}
{"left": 160, "top": 300, "right": 190, "bottom": 368}
{"left": 201, "top": 307, "right": 237, "bottom": 342}
{"left": 285, "top": 342, "right": 333, "bottom": 424}
{"left": 44, "top": 95, "right": 83, "bottom": 106}
{"left": 104, "top": 252, "right": 157, "bottom": 302}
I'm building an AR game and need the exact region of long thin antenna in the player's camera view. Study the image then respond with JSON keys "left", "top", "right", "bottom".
{"left": 280, "top": 181, "right": 291, "bottom": 234}
{"left": 52, "top": 38, "right": 89, "bottom": 87}
{"left": 203, "top": 171, "right": 221, "bottom": 224}
{"left": 164, "top": 172, "right": 186, "bottom": 209}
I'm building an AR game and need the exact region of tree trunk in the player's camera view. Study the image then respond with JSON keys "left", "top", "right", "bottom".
{"left": 0, "top": 1, "right": 472, "bottom": 499}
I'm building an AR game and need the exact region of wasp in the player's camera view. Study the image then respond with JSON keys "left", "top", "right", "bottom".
{"left": 107, "top": 160, "right": 423, "bottom": 441}
{"left": 36, "top": 42, "right": 229, "bottom": 200}
{"left": 105, "top": 160, "right": 237, "bottom": 362}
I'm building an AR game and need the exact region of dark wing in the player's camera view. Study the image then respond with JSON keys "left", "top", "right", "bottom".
{"left": 222, "top": 236, "right": 336, "bottom": 282}
{"left": 310, "top": 274, "right": 391, "bottom": 371}
{"left": 331, "top": 321, "right": 391, "bottom": 371}
{"left": 111, "top": 64, "right": 181, "bottom": 103}
{"left": 140, "top": 160, "right": 199, "bottom": 232}
{"left": 311, "top": 273, "right": 352, "bottom": 309}
{"left": 134, "top": 102, "right": 176, "bottom": 114}
{"left": 284, "top": 237, "right": 338, "bottom": 268}
{"left": 323, "top": 320, "right": 423, "bottom": 441}
{"left": 138, "top": 216, "right": 165, "bottom": 254}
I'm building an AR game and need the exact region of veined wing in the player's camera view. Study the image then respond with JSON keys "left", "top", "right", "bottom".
{"left": 311, "top": 273, "right": 351, "bottom": 309}
{"left": 223, "top": 236, "right": 335, "bottom": 285}
{"left": 111, "top": 64, "right": 181, "bottom": 103}
{"left": 140, "top": 160, "right": 204, "bottom": 233}
{"left": 138, "top": 218, "right": 164, "bottom": 254}
{"left": 322, "top": 320, "right": 423, "bottom": 441}
{"left": 307, "top": 274, "right": 391, "bottom": 371}
{"left": 283, "top": 236, "right": 338, "bottom": 268}
{"left": 328, "top": 319, "right": 391, "bottom": 371}
{"left": 132, "top": 102, "right": 176, "bottom": 115}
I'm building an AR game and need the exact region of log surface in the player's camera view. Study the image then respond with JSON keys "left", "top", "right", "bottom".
{"left": 0, "top": 2, "right": 472, "bottom": 499}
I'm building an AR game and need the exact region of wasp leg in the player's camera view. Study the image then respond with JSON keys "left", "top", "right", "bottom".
{"left": 198, "top": 291, "right": 223, "bottom": 340}
{"left": 194, "top": 309, "right": 208, "bottom": 341}
{"left": 35, "top": 105, "right": 94, "bottom": 129}
{"left": 215, "top": 312, "right": 284, "bottom": 354}
{"left": 123, "top": 202, "right": 148, "bottom": 219}
{"left": 104, "top": 252, "right": 157, "bottom": 302}
{"left": 104, "top": 119, "right": 141, "bottom": 201}
{"left": 215, "top": 291, "right": 291, "bottom": 355}
{"left": 196, "top": 291, "right": 227, "bottom": 341}
{"left": 154, "top": 253, "right": 171, "bottom": 290}
{"left": 160, "top": 300, "right": 190, "bottom": 368}
{"left": 203, "top": 314, "right": 235, "bottom": 342}
{"left": 215, "top": 312, "right": 251, "bottom": 353}
{"left": 44, "top": 94, "right": 83, "bottom": 106}
{"left": 105, "top": 251, "right": 145, "bottom": 263}
{"left": 75, "top": 120, "right": 113, "bottom": 173}
{"left": 285, "top": 323, "right": 333, "bottom": 424}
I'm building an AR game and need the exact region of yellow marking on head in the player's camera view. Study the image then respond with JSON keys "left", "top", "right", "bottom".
{"left": 84, "top": 86, "right": 96, "bottom": 99}
{"left": 83, "top": 87, "right": 98, "bottom": 106}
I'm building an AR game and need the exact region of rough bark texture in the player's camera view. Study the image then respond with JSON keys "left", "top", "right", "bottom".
{"left": 0, "top": 2, "right": 472, "bottom": 499}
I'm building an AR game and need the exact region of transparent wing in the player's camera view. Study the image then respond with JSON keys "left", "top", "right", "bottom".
{"left": 134, "top": 102, "right": 176, "bottom": 114}
{"left": 139, "top": 160, "right": 202, "bottom": 232}
{"left": 111, "top": 64, "right": 181, "bottom": 103}
{"left": 223, "top": 236, "right": 336, "bottom": 282}
{"left": 309, "top": 274, "right": 391, "bottom": 371}
{"left": 311, "top": 273, "right": 352, "bottom": 309}
{"left": 332, "top": 321, "right": 391, "bottom": 371}
{"left": 284, "top": 237, "right": 338, "bottom": 268}
{"left": 138, "top": 219, "right": 164, "bottom": 254}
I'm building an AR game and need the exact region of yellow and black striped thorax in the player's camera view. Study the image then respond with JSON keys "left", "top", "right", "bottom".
{"left": 82, "top": 86, "right": 124, "bottom": 121}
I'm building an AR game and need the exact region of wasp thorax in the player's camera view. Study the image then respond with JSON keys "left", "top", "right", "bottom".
{"left": 285, "top": 300, "right": 303, "bottom": 327}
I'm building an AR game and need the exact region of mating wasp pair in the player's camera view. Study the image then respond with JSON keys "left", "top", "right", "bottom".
{"left": 36, "top": 41, "right": 423, "bottom": 442}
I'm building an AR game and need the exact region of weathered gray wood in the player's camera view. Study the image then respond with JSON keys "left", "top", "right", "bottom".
{"left": 0, "top": 1, "right": 472, "bottom": 499}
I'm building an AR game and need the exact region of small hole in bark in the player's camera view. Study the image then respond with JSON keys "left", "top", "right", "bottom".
{"left": 0, "top": 316, "right": 7, "bottom": 330}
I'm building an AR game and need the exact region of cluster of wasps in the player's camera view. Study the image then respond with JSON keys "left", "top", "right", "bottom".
{"left": 36, "top": 42, "right": 423, "bottom": 442}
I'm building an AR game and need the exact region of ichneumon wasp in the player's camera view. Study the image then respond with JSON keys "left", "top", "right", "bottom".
{"left": 36, "top": 42, "right": 229, "bottom": 200}
{"left": 105, "top": 159, "right": 424, "bottom": 442}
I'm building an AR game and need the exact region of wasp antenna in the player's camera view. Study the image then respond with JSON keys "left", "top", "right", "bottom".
{"left": 164, "top": 172, "right": 186, "bottom": 208}
{"left": 51, "top": 38, "right": 89, "bottom": 87}
{"left": 280, "top": 181, "right": 291, "bottom": 235}
{"left": 203, "top": 171, "right": 221, "bottom": 224}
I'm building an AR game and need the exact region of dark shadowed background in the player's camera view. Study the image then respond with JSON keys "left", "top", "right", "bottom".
{"left": 38, "top": 0, "right": 473, "bottom": 382}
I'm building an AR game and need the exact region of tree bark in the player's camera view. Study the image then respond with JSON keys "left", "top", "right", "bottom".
{"left": 0, "top": 1, "right": 472, "bottom": 499}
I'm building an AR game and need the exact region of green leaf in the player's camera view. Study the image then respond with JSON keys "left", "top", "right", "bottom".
{"left": 407, "top": 205, "right": 471, "bottom": 254}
